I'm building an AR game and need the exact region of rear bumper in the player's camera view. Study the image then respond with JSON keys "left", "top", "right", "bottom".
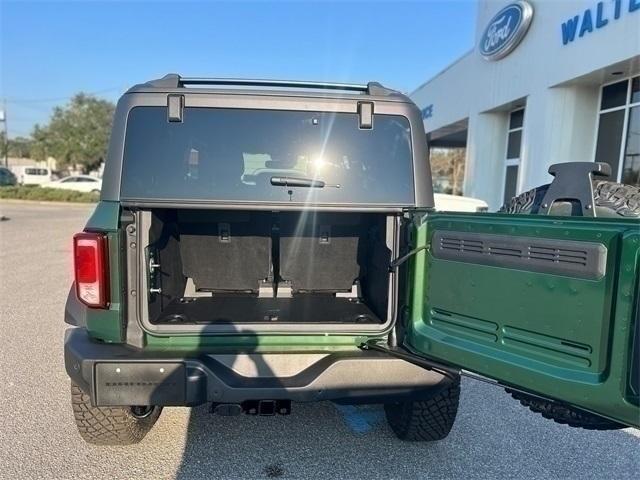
{"left": 64, "top": 328, "right": 450, "bottom": 407}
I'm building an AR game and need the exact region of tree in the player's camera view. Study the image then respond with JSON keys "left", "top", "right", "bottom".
{"left": 30, "top": 124, "right": 52, "bottom": 163}
{"left": 430, "top": 147, "right": 466, "bottom": 195}
{"left": 10, "top": 136, "right": 33, "bottom": 158}
{"left": 31, "top": 93, "right": 115, "bottom": 172}
{"left": 0, "top": 132, "right": 34, "bottom": 158}
{"left": 0, "top": 131, "right": 7, "bottom": 160}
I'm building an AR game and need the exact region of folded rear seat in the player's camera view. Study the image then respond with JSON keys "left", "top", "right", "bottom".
{"left": 279, "top": 213, "right": 365, "bottom": 293}
{"left": 178, "top": 211, "right": 272, "bottom": 293}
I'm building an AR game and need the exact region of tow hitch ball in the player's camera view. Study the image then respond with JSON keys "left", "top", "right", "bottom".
{"left": 211, "top": 400, "right": 292, "bottom": 416}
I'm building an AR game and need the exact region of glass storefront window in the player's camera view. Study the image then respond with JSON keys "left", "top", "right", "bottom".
{"left": 509, "top": 109, "right": 524, "bottom": 129}
{"left": 621, "top": 106, "right": 640, "bottom": 186}
{"left": 594, "top": 110, "right": 625, "bottom": 178}
{"left": 600, "top": 80, "right": 628, "bottom": 110}
{"left": 507, "top": 130, "right": 522, "bottom": 159}
{"left": 631, "top": 77, "right": 640, "bottom": 105}
{"left": 504, "top": 164, "right": 519, "bottom": 204}
{"left": 594, "top": 76, "right": 640, "bottom": 186}
{"left": 503, "top": 108, "right": 524, "bottom": 202}
{"left": 430, "top": 147, "right": 466, "bottom": 196}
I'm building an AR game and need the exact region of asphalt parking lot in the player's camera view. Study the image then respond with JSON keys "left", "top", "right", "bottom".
{"left": 0, "top": 201, "right": 638, "bottom": 480}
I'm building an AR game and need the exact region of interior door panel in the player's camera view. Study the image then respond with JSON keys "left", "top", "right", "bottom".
{"left": 406, "top": 212, "right": 639, "bottom": 427}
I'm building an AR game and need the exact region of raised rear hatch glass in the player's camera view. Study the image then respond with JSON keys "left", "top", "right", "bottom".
{"left": 120, "top": 107, "right": 414, "bottom": 205}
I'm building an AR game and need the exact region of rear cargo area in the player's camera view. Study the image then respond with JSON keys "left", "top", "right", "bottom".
{"left": 142, "top": 210, "right": 395, "bottom": 327}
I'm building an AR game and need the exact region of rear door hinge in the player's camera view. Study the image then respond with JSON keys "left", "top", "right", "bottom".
{"left": 359, "top": 340, "right": 459, "bottom": 380}
{"left": 360, "top": 341, "right": 567, "bottom": 403}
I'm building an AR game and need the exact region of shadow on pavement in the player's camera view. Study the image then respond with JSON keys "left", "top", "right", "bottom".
{"left": 173, "top": 377, "right": 640, "bottom": 480}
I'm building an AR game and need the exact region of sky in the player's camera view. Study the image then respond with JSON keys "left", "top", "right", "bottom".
{"left": 0, "top": 0, "right": 477, "bottom": 138}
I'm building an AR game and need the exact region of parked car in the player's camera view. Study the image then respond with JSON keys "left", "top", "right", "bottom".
{"left": 44, "top": 175, "right": 102, "bottom": 193}
{"left": 64, "top": 74, "right": 639, "bottom": 446}
{"left": 433, "top": 192, "right": 488, "bottom": 212}
{"left": 11, "top": 166, "right": 52, "bottom": 185}
{"left": 0, "top": 167, "right": 17, "bottom": 186}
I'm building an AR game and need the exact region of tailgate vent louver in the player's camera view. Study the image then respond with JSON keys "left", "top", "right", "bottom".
{"left": 527, "top": 246, "right": 589, "bottom": 266}
{"left": 432, "top": 232, "right": 606, "bottom": 280}
{"left": 440, "top": 237, "right": 484, "bottom": 254}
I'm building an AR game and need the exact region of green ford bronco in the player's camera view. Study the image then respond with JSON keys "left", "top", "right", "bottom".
{"left": 65, "top": 74, "right": 640, "bottom": 445}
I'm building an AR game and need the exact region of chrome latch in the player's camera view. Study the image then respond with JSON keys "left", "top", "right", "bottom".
{"left": 148, "top": 252, "right": 162, "bottom": 295}
{"left": 149, "top": 257, "right": 161, "bottom": 273}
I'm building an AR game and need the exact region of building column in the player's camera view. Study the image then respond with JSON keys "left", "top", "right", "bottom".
{"left": 520, "top": 85, "right": 600, "bottom": 193}
{"left": 464, "top": 111, "right": 509, "bottom": 210}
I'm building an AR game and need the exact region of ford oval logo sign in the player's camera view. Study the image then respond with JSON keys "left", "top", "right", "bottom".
{"left": 480, "top": 1, "right": 534, "bottom": 61}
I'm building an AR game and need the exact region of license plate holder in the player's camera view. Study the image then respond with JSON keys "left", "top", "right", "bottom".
{"left": 95, "top": 362, "right": 186, "bottom": 406}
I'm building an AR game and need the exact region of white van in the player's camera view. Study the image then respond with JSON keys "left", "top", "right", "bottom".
{"left": 11, "top": 166, "right": 53, "bottom": 185}
{"left": 433, "top": 193, "right": 489, "bottom": 212}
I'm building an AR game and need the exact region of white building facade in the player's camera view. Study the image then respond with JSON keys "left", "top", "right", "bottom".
{"left": 410, "top": 0, "right": 640, "bottom": 209}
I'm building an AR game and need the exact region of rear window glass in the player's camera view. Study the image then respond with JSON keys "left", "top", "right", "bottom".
{"left": 120, "top": 107, "right": 414, "bottom": 205}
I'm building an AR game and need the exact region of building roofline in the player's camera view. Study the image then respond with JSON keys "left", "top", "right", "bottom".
{"left": 410, "top": 48, "right": 475, "bottom": 96}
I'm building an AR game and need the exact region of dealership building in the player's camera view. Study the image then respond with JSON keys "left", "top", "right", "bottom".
{"left": 410, "top": 0, "right": 640, "bottom": 209}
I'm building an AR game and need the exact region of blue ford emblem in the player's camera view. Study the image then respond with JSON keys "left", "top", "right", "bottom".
{"left": 480, "top": 1, "right": 534, "bottom": 61}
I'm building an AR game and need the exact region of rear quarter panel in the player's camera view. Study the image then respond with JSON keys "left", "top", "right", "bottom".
{"left": 78, "top": 201, "right": 124, "bottom": 343}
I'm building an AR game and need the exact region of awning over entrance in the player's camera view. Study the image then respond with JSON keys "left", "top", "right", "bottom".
{"left": 427, "top": 119, "right": 468, "bottom": 148}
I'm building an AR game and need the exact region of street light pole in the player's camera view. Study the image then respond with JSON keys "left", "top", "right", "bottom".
{"left": 0, "top": 100, "right": 7, "bottom": 167}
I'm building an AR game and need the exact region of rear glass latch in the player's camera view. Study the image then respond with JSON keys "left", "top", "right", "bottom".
{"left": 218, "top": 223, "right": 231, "bottom": 243}
{"left": 358, "top": 101, "right": 374, "bottom": 129}
{"left": 167, "top": 94, "right": 184, "bottom": 123}
{"left": 319, "top": 225, "right": 331, "bottom": 244}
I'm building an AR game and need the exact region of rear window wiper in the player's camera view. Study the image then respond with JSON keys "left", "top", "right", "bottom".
{"left": 270, "top": 176, "right": 340, "bottom": 188}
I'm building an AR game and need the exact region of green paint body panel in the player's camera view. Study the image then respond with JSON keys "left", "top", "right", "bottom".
{"left": 81, "top": 201, "right": 640, "bottom": 425}
{"left": 406, "top": 212, "right": 640, "bottom": 427}
{"left": 143, "top": 333, "right": 375, "bottom": 353}
{"left": 84, "top": 202, "right": 124, "bottom": 343}
{"left": 85, "top": 201, "right": 120, "bottom": 232}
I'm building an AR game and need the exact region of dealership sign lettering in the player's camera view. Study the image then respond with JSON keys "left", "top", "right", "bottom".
{"left": 421, "top": 104, "right": 434, "bottom": 120}
{"left": 479, "top": 1, "right": 534, "bottom": 61}
{"left": 562, "top": 0, "right": 640, "bottom": 45}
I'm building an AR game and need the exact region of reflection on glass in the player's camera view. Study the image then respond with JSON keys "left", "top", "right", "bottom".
{"left": 595, "top": 110, "right": 625, "bottom": 177}
{"left": 121, "top": 107, "right": 414, "bottom": 205}
{"left": 507, "top": 130, "right": 522, "bottom": 159}
{"left": 504, "top": 165, "right": 519, "bottom": 203}
{"left": 631, "top": 76, "right": 639, "bottom": 105}
{"left": 509, "top": 109, "right": 524, "bottom": 130}
{"left": 622, "top": 106, "right": 640, "bottom": 186}
{"left": 601, "top": 80, "right": 628, "bottom": 110}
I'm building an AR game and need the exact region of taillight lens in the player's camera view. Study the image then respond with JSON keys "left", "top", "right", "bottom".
{"left": 73, "top": 232, "right": 109, "bottom": 308}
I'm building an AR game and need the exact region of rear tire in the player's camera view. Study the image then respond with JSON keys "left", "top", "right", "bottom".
{"left": 384, "top": 378, "right": 460, "bottom": 441}
{"left": 70, "top": 383, "right": 162, "bottom": 445}
{"left": 500, "top": 179, "right": 636, "bottom": 430}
